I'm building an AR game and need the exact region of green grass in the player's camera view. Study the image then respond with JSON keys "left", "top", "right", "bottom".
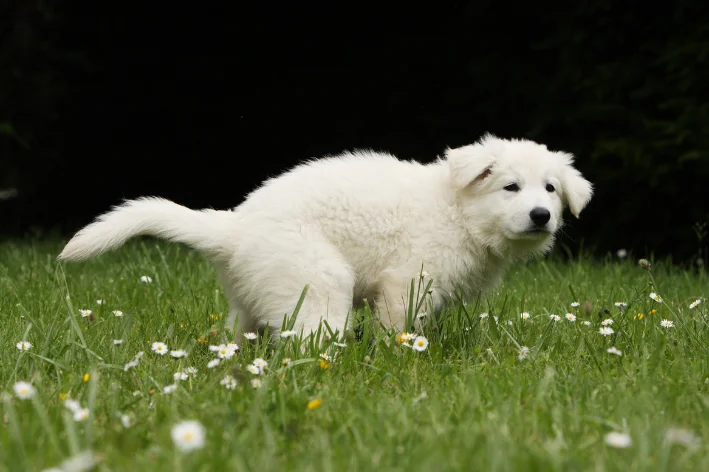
{"left": 1, "top": 239, "right": 708, "bottom": 471}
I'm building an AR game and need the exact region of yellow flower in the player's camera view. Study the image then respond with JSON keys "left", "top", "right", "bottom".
{"left": 307, "top": 398, "right": 322, "bottom": 410}
{"left": 197, "top": 336, "right": 208, "bottom": 343}
{"left": 649, "top": 309, "right": 657, "bottom": 315}
{"left": 83, "top": 373, "right": 90, "bottom": 382}
{"left": 319, "top": 359, "right": 331, "bottom": 370}
{"left": 58, "top": 393, "right": 68, "bottom": 400}
{"left": 634, "top": 313, "right": 644, "bottom": 320}
{"left": 209, "top": 314, "right": 215, "bottom": 319}
{"left": 179, "top": 323, "right": 185, "bottom": 328}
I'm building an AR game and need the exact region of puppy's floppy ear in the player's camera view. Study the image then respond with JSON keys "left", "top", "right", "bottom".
{"left": 446, "top": 136, "right": 499, "bottom": 190}
{"left": 558, "top": 152, "right": 593, "bottom": 218}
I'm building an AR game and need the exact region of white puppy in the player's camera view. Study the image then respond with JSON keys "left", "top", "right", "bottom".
{"left": 59, "top": 134, "right": 592, "bottom": 340}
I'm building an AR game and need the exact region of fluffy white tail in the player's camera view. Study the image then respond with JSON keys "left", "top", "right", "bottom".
{"left": 58, "top": 197, "right": 235, "bottom": 261}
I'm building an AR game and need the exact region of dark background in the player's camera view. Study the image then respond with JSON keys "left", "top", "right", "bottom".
{"left": 2, "top": 1, "right": 708, "bottom": 263}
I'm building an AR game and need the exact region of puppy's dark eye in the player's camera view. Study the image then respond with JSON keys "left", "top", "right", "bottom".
{"left": 504, "top": 183, "right": 520, "bottom": 192}
{"left": 546, "top": 183, "right": 555, "bottom": 192}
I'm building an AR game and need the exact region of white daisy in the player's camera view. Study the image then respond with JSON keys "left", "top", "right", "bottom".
{"left": 565, "top": 313, "right": 576, "bottom": 322}
{"left": 220, "top": 375, "right": 238, "bottom": 389}
{"left": 217, "top": 345, "right": 236, "bottom": 359}
{"left": 689, "top": 299, "right": 702, "bottom": 309}
{"left": 151, "top": 342, "right": 168, "bottom": 355}
{"left": 518, "top": 346, "right": 530, "bottom": 361}
{"left": 250, "top": 378, "right": 262, "bottom": 389}
{"left": 660, "top": 319, "right": 674, "bottom": 328}
{"left": 174, "top": 371, "right": 189, "bottom": 381}
{"left": 112, "top": 310, "right": 124, "bottom": 317}
{"left": 170, "top": 350, "right": 188, "bottom": 358}
{"left": 614, "top": 302, "right": 628, "bottom": 308}
{"left": 73, "top": 408, "right": 90, "bottom": 422}
{"left": 333, "top": 342, "right": 347, "bottom": 348}
{"left": 520, "top": 312, "right": 531, "bottom": 320}
{"left": 13, "top": 381, "right": 36, "bottom": 400}
{"left": 171, "top": 420, "right": 206, "bottom": 452}
{"left": 549, "top": 314, "right": 561, "bottom": 322}
{"left": 113, "top": 339, "right": 123, "bottom": 345}
{"left": 599, "top": 326, "right": 615, "bottom": 336}
{"left": 280, "top": 330, "right": 297, "bottom": 339}
{"left": 607, "top": 347, "right": 623, "bottom": 356}
{"left": 479, "top": 312, "right": 489, "bottom": 319}
{"left": 253, "top": 358, "right": 268, "bottom": 373}
{"left": 121, "top": 414, "right": 131, "bottom": 429}
{"left": 226, "top": 343, "right": 239, "bottom": 351}
{"left": 206, "top": 359, "right": 221, "bottom": 369}
{"left": 649, "top": 292, "right": 663, "bottom": 303}
{"left": 163, "top": 384, "right": 178, "bottom": 394}
{"left": 412, "top": 336, "right": 429, "bottom": 352}
{"left": 16, "top": 341, "right": 32, "bottom": 351}
{"left": 96, "top": 299, "right": 105, "bottom": 305}
{"left": 79, "top": 309, "right": 92, "bottom": 318}
{"left": 418, "top": 270, "right": 430, "bottom": 279}
{"left": 493, "top": 316, "right": 499, "bottom": 324}
{"left": 281, "top": 358, "right": 291, "bottom": 367}
{"left": 506, "top": 320, "right": 513, "bottom": 326}
{"left": 184, "top": 367, "right": 198, "bottom": 376}
{"left": 247, "top": 364, "right": 260, "bottom": 375}
{"left": 243, "top": 332, "right": 258, "bottom": 340}
{"left": 139, "top": 275, "right": 152, "bottom": 283}
{"left": 616, "top": 248, "right": 628, "bottom": 259}
{"left": 123, "top": 360, "right": 139, "bottom": 371}
{"left": 605, "top": 431, "right": 632, "bottom": 448}
{"left": 582, "top": 321, "right": 592, "bottom": 326}
{"left": 570, "top": 302, "right": 580, "bottom": 307}
{"left": 132, "top": 390, "right": 141, "bottom": 397}
{"left": 64, "top": 399, "right": 81, "bottom": 413}
{"left": 601, "top": 318, "right": 614, "bottom": 326}
{"left": 398, "top": 332, "right": 416, "bottom": 343}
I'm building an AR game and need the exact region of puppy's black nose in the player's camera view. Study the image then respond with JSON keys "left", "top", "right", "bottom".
{"left": 529, "top": 207, "right": 551, "bottom": 226}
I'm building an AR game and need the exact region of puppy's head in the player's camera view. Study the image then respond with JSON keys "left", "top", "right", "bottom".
{"left": 446, "top": 134, "right": 593, "bottom": 258}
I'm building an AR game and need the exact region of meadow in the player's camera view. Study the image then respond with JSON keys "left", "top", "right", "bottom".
{"left": 0, "top": 239, "right": 707, "bottom": 471}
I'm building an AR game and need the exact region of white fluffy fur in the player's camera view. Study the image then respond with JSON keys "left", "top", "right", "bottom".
{"left": 59, "top": 134, "right": 592, "bottom": 340}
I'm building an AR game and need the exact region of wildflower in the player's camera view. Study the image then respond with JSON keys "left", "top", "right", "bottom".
{"left": 333, "top": 342, "right": 347, "bottom": 348}
{"left": 549, "top": 314, "right": 561, "bottom": 322}
{"left": 243, "top": 332, "right": 257, "bottom": 340}
{"left": 319, "top": 359, "right": 332, "bottom": 370}
{"left": 253, "top": 358, "right": 268, "bottom": 373}
{"left": 174, "top": 371, "right": 189, "bottom": 381}
{"left": 518, "top": 346, "right": 530, "bottom": 361}
{"left": 520, "top": 312, "right": 531, "bottom": 320}
{"left": 73, "top": 408, "right": 90, "bottom": 422}
{"left": 139, "top": 275, "right": 152, "bottom": 283}
{"left": 247, "top": 365, "right": 260, "bottom": 375}
{"left": 184, "top": 367, "right": 198, "bottom": 376}
{"left": 614, "top": 302, "right": 628, "bottom": 308}
{"left": 16, "top": 341, "right": 32, "bottom": 351}
{"left": 649, "top": 309, "right": 657, "bottom": 316}
{"left": 493, "top": 315, "right": 499, "bottom": 324}
{"left": 479, "top": 312, "right": 489, "bottom": 319}
{"left": 634, "top": 313, "right": 645, "bottom": 320}
{"left": 83, "top": 373, "right": 90, "bottom": 382}
{"left": 132, "top": 390, "right": 141, "bottom": 396}
{"left": 206, "top": 359, "right": 221, "bottom": 369}
{"left": 419, "top": 270, "right": 429, "bottom": 279}
{"left": 170, "top": 350, "right": 188, "bottom": 358}
{"left": 220, "top": 375, "right": 238, "bottom": 389}
{"left": 689, "top": 299, "right": 702, "bottom": 309}
{"left": 250, "top": 378, "right": 262, "bottom": 388}
{"left": 649, "top": 292, "right": 663, "bottom": 303}
{"left": 121, "top": 414, "right": 131, "bottom": 429}
{"left": 151, "top": 342, "right": 168, "bottom": 355}
{"left": 599, "top": 326, "right": 614, "bottom": 336}
{"left": 412, "top": 336, "right": 429, "bottom": 352}
{"left": 604, "top": 431, "right": 632, "bottom": 448}
{"left": 665, "top": 427, "right": 699, "bottom": 447}
{"left": 113, "top": 310, "right": 124, "bottom": 317}
{"left": 96, "top": 299, "right": 105, "bottom": 305}
{"left": 570, "top": 302, "right": 580, "bottom": 308}
{"left": 59, "top": 451, "right": 96, "bottom": 472}
{"left": 124, "top": 360, "right": 139, "bottom": 371}
{"left": 319, "top": 353, "right": 330, "bottom": 361}
{"left": 113, "top": 339, "right": 123, "bottom": 345}
{"left": 607, "top": 347, "right": 623, "bottom": 356}
{"left": 307, "top": 398, "right": 322, "bottom": 410}
{"left": 660, "top": 319, "right": 674, "bottom": 328}
{"left": 280, "top": 330, "right": 297, "bottom": 339}
{"left": 171, "top": 420, "right": 206, "bottom": 452}
{"left": 64, "top": 399, "right": 81, "bottom": 413}
{"left": 282, "top": 358, "right": 291, "bottom": 367}
{"left": 79, "top": 309, "right": 92, "bottom": 318}
{"left": 163, "top": 384, "right": 178, "bottom": 394}
{"left": 58, "top": 393, "right": 68, "bottom": 401}
{"left": 396, "top": 332, "right": 416, "bottom": 344}
{"left": 13, "top": 381, "right": 36, "bottom": 400}
{"left": 616, "top": 249, "right": 628, "bottom": 259}
{"left": 601, "top": 318, "right": 614, "bottom": 326}
{"left": 506, "top": 320, "right": 513, "bottom": 326}
{"left": 638, "top": 259, "right": 652, "bottom": 270}
{"left": 582, "top": 321, "right": 591, "bottom": 326}
{"left": 565, "top": 313, "right": 576, "bottom": 322}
